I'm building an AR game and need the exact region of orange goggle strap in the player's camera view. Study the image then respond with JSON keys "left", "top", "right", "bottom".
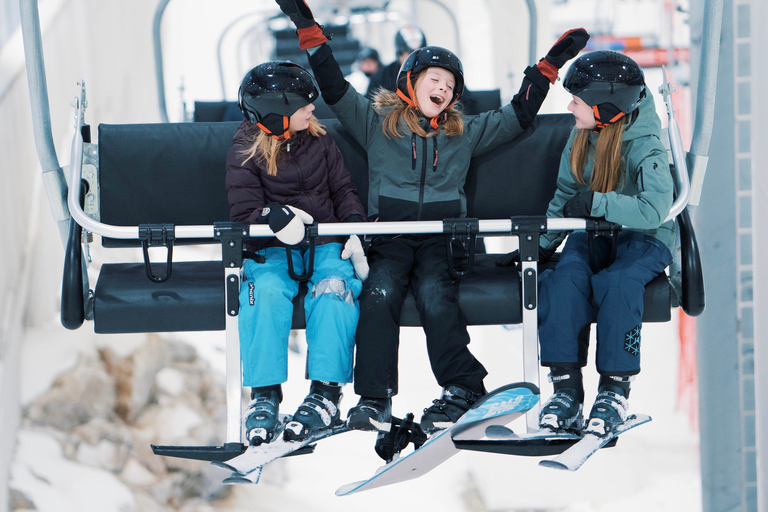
{"left": 256, "top": 116, "right": 291, "bottom": 140}
{"left": 396, "top": 70, "right": 460, "bottom": 130}
{"left": 592, "top": 105, "right": 625, "bottom": 132}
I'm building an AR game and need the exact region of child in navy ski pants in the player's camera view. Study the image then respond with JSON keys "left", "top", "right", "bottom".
{"left": 538, "top": 231, "right": 672, "bottom": 376}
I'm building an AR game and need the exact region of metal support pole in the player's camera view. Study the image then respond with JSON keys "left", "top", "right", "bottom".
{"left": 19, "top": 0, "right": 68, "bottom": 244}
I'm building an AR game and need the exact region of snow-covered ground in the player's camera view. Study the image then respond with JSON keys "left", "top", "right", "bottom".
{"left": 12, "top": 313, "right": 700, "bottom": 512}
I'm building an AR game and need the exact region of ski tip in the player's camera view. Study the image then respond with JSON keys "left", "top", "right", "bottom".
{"left": 335, "top": 482, "right": 363, "bottom": 496}
{"left": 538, "top": 459, "right": 570, "bottom": 471}
{"left": 222, "top": 473, "right": 255, "bottom": 484}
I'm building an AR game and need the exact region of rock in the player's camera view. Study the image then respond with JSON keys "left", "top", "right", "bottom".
{"left": 25, "top": 354, "right": 116, "bottom": 430}
{"left": 8, "top": 488, "right": 36, "bottom": 510}
{"left": 99, "top": 335, "right": 167, "bottom": 424}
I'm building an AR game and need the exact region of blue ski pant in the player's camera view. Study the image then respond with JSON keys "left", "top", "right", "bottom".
{"left": 239, "top": 243, "right": 362, "bottom": 387}
{"left": 538, "top": 231, "right": 672, "bottom": 376}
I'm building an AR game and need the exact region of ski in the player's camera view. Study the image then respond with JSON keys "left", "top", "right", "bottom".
{"left": 539, "top": 413, "right": 651, "bottom": 471}
{"left": 335, "top": 382, "right": 539, "bottom": 496}
{"left": 212, "top": 421, "right": 350, "bottom": 484}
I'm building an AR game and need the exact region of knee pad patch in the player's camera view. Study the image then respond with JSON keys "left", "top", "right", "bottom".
{"left": 312, "top": 278, "right": 354, "bottom": 306}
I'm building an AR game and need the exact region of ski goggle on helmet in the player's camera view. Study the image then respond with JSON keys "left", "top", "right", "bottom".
{"left": 396, "top": 46, "right": 465, "bottom": 110}
{"left": 563, "top": 51, "right": 646, "bottom": 128}
{"left": 238, "top": 61, "right": 319, "bottom": 138}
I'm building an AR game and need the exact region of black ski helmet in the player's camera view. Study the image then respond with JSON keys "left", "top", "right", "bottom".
{"left": 396, "top": 46, "right": 464, "bottom": 108}
{"left": 394, "top": 25, "right": 427, "bottom": 56}
{"left": 563, "top": 51, "right": 646, "bottom": 114}
{"left": 238, "top": 61, "right": 319, "bottom": 137}
{"left": 357, "top": 46, "right": 380, "bottom": 64}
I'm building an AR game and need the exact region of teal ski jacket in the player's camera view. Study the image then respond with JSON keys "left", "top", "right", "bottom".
{"left": 540, "top": 89, "right": 676, "bottom": 253}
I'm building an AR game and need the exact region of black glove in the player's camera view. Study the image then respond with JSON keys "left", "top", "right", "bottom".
{"left": 537, "top": 28, "right": 590, "bottom": 83}
{"left": 275, "top": 0, "right": 330, "bottom": 49}
{"left": 563, "top": 191, "right": 595, "bottom": 218}
{"left": 343, "top": 214, "right": 364, "bottom": 223}
{"left": 495, "top": 246, "right": 556, "bottom": 267}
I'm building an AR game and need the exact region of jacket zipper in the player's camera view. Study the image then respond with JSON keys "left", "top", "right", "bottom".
{"left": 417, "top": 135, "right": 428, "bottom": 220}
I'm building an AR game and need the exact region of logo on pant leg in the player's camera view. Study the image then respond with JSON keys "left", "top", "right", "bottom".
{"left": 248, "top": 282, "right": 255, "bottom": 306}
{"left": 624, "top": 325, "right": 641, "bottom": 355}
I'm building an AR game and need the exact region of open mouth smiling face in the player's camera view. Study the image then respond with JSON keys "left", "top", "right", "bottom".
{"left": 415, "top": 67, "right": 455, "bottom": 118}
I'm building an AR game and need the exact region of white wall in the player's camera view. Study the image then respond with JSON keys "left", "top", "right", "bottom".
{"left": 0, "top": 1, "right": 161, "bottom": 509}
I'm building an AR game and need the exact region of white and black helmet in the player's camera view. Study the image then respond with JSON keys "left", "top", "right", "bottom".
{"left": 394, "top": 25, "right": 427, "bottom": 56}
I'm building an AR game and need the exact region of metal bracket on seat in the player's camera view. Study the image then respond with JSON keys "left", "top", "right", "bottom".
{"left": 214, "top": 222, "right": 251, "bottom": 316}
{"left": 511, "top": 217, "right": 548, "bottom": 310}
{"left": 139, "top": 223, "right": 175, "bottom": 283}
{"left": 443, "top": 218, "right": 479, "bottom": 279}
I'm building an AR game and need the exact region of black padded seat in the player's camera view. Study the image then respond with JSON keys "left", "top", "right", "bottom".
{"left": 94, "top": 261, "right": 225, "bottom": 334}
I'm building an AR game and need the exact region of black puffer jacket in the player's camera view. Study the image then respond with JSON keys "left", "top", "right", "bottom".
{"left": 225, "top": 121, "right": 367, "bottom": 251}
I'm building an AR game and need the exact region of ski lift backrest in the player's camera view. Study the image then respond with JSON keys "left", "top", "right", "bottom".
{"left": 97, "top": 122, "right": 237, "bottom": 247}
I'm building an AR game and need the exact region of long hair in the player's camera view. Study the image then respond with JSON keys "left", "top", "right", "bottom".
{"left": 570, "top": 116, "right": 627, "bottom": 193}
{"left": 240, "top": 117, "right": 327, "bottom": 176}
{"left": 372, "top": 70, "right": 464, "bottom": 138}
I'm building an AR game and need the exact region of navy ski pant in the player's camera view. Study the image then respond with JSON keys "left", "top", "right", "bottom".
{"left": 538, "top": 231, "right": 672, "bottom": 376}
{"left": 353, "top": 235, "right": 488, "bottom": 398}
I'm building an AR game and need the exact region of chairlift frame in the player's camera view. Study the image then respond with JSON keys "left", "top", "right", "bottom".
{"left": 20, "top": 0, "right": 716, "bottom": 469}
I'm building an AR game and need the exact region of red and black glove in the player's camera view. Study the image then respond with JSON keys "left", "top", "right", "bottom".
{"left": 537, "top": 28, "right": 590, "bottom": 84}
{"left": 275, "top": 0, "right": 330, "bottom": 49}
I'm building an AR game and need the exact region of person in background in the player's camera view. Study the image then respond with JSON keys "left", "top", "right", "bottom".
{"left": 274, "top": 0, "right": 589, "bottom": 433}
{"left": 346, "top": 46, "right": 381, "bottom": 94}
{"left": 225, "top": 61, "right": 368, "bottom": 445}
{"left": 365, "top": 25, "right": 426, "bottom": 98}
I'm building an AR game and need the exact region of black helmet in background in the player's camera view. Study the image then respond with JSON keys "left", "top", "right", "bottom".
{"left": 357, "top": 46, "right": 380, "bottom": 64}
{"left": 563, "top": 50, "right": 646, "bottom": 114}
{"left": 396, "top": 46, "right": 464, "bottom": 107}
{"left": 394, "top": 25, "right": 427, "bottom": 56}
{"left": 238, "top": 61, "right": 319, "bottom": 137}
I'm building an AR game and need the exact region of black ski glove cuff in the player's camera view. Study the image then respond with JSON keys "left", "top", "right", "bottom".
{"left": 510, "top": 66, "right": 550, "bottom": 130}
{"left": 307, "top": 43, "right": 350, "bottom": 105}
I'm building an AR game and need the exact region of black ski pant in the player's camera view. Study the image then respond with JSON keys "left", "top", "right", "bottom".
{"left": 353, "top": 235, "right": 488, "bottom": 398}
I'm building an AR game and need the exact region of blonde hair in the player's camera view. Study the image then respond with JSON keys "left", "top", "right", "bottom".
{"left": 372, "top": 69, "right": 464, "bottom": 138}
{"left": 240, "top": 116, "right": 327, "bottom": 176}
{"left": 569, "top": 116, "right": 627, "bottom": 193}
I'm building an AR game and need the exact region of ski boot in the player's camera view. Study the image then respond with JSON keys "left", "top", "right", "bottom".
{"left": 346, "top": 396, "right": 392, "bottom": 432}
{"left": 420, "top": 384, "right": 484, "bottom": 433}
{"left": 283, "top": 381, "right": 342, "bottom": 441}
{"left": 539, "top": 368, "right": 584, "bottom": 432}
{"left": 585, "top": 376, "right": 631, "bottom": 437}
{"left": 539, "top": 388, "right": 583, "bottom": 431}
{"left": 244, "top": 385, "right": 282, "bottom": 446}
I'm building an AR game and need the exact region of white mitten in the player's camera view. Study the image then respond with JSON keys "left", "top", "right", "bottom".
{"left": 264, "top": 203, "right": 314, "bottom": 245}
{"left": 341, "top": 234, "right": 369, "bottom": 281}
